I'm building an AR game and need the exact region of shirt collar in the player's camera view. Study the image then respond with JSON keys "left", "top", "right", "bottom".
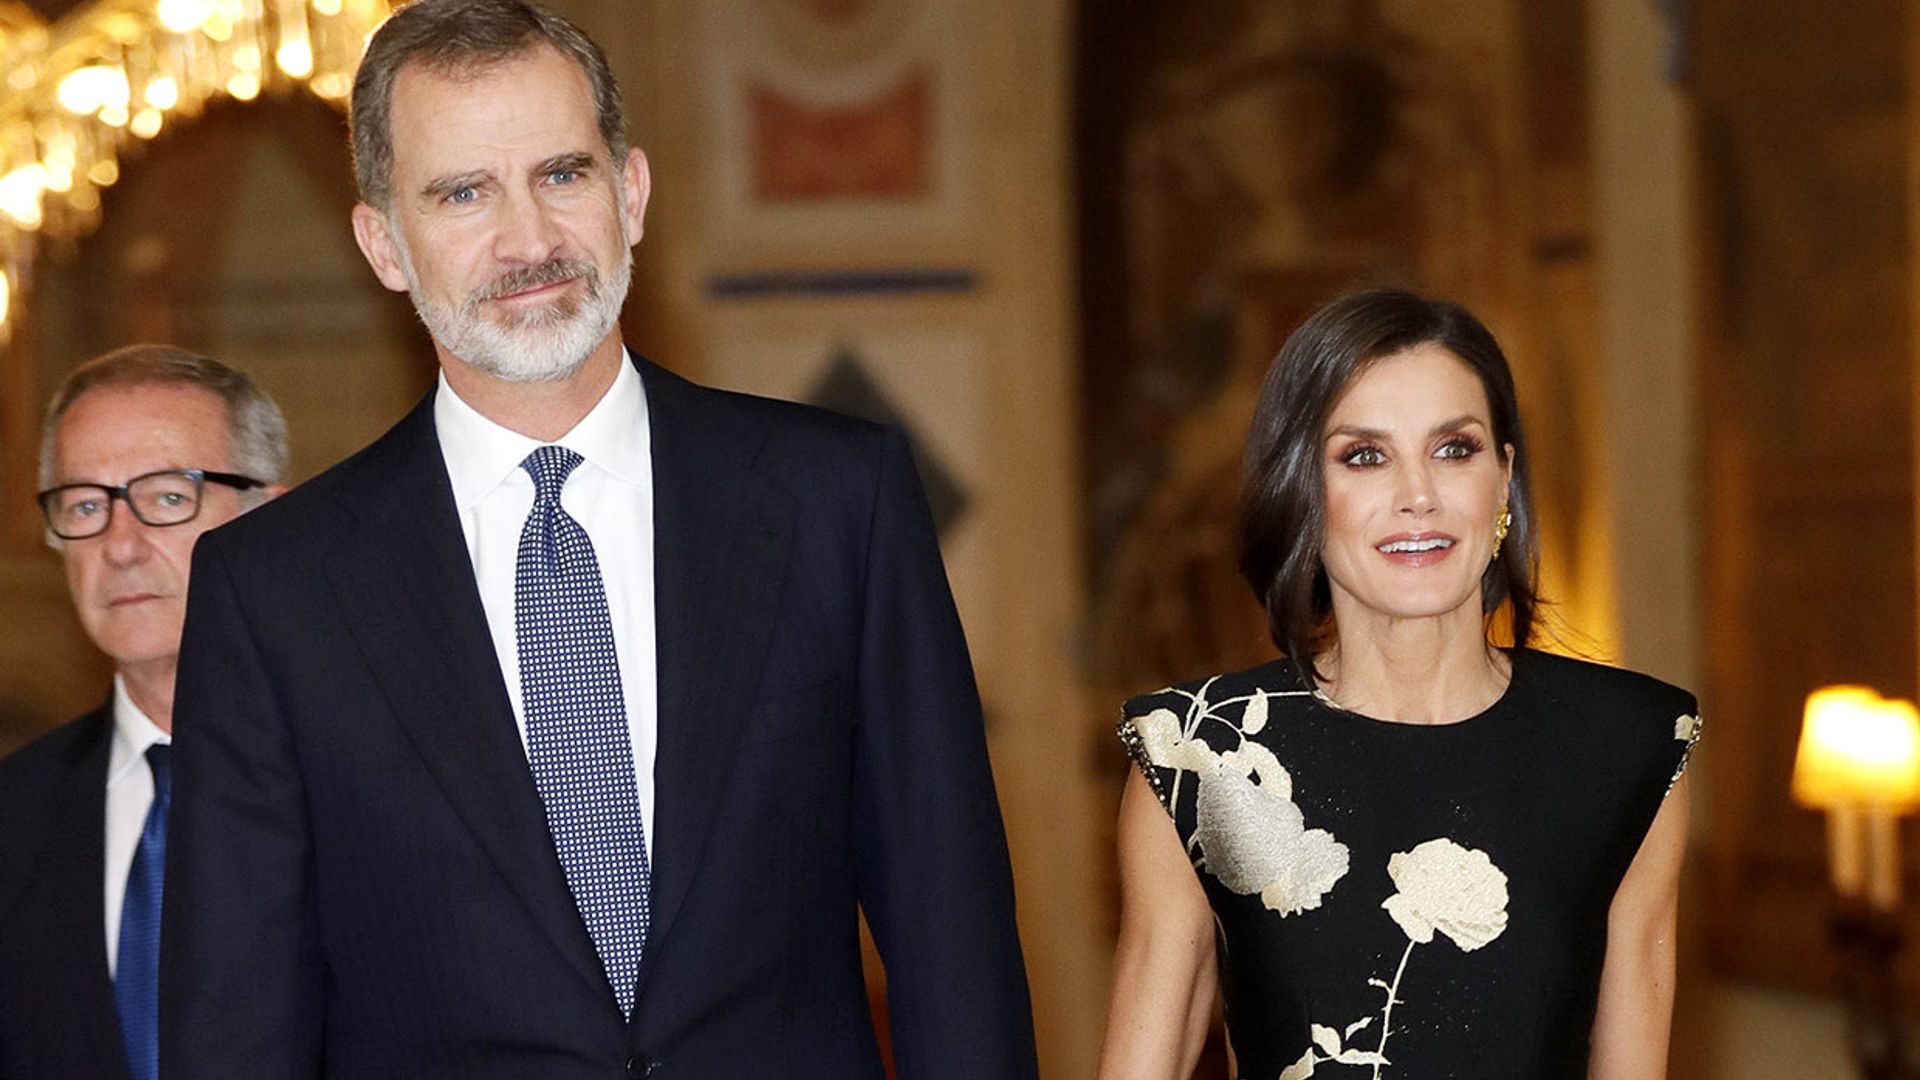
{"left": 107, "top": 674, "right": 171, "bottom": 787}
{"left": 434, "top": 350, "right": 652, "bottom": 511}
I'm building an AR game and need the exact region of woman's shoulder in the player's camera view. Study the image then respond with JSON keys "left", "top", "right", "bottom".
{"left": 1121, "top": 656, "right": 1307, "bottom": 720}
{"left": 1515, "top": 648, "right": 1698, "bottom": 719}
{"left": 1117, "top": 657, "right": 1309, "bottom": 810}
{"left": 1515, "top": 649, "right": 1703, "bottom": 792}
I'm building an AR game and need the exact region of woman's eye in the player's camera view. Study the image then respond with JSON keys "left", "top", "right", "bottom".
{"left": 1435, "top": 438, "right": 1480, "bottom": 460}
{"left": 1342, "top": 446, "right": 1386, "bottom": 467}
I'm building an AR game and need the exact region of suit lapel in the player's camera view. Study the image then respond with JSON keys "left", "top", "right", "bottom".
{"left": 323, "top": 397, "right": 606, "bottom": 996}
{"left": 36, "top": 710, "right": 131, "bottom": 1078}
{"left": 640, "top": 360, "right": 794, "bottom": 957}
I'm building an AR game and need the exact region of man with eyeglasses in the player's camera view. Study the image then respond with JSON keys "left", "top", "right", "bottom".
{"left": 0, "top": 344, "right": 286, "bottom": 1080}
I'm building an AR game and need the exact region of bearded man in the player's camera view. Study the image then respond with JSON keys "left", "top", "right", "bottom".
{"left": 157, "top": 2, "right": 1038, "bottom": 1078}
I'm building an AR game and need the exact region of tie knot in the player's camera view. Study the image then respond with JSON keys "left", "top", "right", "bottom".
{"left": 521, "top": 445, "right": 584, "bottom": 505}
{"left": 145, "top": 743, "right": 171, "bottom": 800}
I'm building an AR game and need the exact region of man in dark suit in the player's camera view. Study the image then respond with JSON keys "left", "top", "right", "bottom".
{"left": 159, "top": 2, "right": 1038, "bottom": 1077}
{"left": 0, "top": 346, "right": 286, "bottom": 1080}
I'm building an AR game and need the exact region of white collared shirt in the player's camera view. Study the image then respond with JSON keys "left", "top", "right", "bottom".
{"left": 104, "top": 675, "right": 171, "bottom": 976}
{"left": 433, "top": 354, "right": 657, "bottom": 855}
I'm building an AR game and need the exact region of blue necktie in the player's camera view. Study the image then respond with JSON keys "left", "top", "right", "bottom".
{"left": 515, "top": 445, "right": 651, "bottom": 1017}
{"left": 116, "top": 743, "right": 169, "bottom": 1080}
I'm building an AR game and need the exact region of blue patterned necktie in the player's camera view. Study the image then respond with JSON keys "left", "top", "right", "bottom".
{"left": 115, "top": 743, "right": 170, "bottom": 1080}
{"left": 514, "top": 445, "right": 651, "bottom": 1017}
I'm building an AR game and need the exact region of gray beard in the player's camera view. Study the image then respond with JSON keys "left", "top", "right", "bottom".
{"left": 393, "top": 234, "right": 633, "bottom": 384}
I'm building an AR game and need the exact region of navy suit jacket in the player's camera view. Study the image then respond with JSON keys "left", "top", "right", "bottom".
{"left": 0, "top": 705, "right": 133, "bottom": 1080}
{"left": 159, "top": 357, "right": 1038, "bottom": 1079}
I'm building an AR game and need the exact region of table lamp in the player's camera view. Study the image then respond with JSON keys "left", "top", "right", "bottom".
{"left": 1792, "top": 685, "right": 1920, "bottom": 1078}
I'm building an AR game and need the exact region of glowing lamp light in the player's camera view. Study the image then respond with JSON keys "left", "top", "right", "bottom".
{"left": 0, "top": 269, "right": 15, "bottom": 329}
{"left": 313, "top": 0, "right": 343, "bottom": 16}
{"left": 226, "top": 70, "right": 260, "bottom": 100}
{"left": 1793, "top": 685, "right": 1920, "bottom": 911}
{"left": 1793, "top": 687, "right": 1920, "bottom": 810}
{"left": 130, "top": 108, "right": 163, "bottom": 139}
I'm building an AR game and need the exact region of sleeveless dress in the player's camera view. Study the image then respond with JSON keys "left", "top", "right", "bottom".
{"left": 1118, "top": 648, "right": 1700, "bottom": 1079}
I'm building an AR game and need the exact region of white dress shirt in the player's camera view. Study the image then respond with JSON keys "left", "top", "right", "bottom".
{"left": 433, "top": 355, "right": 657, "bottom": 855}
{"left": 104, "top": 675, "right": 171, "bottom": 977}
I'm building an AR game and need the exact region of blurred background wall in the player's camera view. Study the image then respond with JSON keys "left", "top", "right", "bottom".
{"left": 0, "top": 0, "right": 1906, "bottom": 1075}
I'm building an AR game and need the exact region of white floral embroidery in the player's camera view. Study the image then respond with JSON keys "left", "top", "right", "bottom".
{"left": 1279, "top": 1048, "right": 1317, "bottom": 1080}
{"left": 1193, "top": 757, "right": 1349, "bottom": 916}
{"left": 1381, "top": 839, "right": 1510, "bottom": 952}
{"left": 1243, "top": 690, "right": 1269, "bottom": 735}
{"left": 1124, "top": 684, "right": 1525, "bottom": 1078}
{"left": 1121, "top": 683, "right": 1347, "bottom": 918}
{"left": 1289, "top": 838, "right": 1511, "bottom": 1078}
{"left": 1134, "top": 708, "right": 1223, "bottom": 775}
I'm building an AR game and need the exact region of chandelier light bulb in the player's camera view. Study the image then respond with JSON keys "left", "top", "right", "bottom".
{"left": 155, "top": 0, "right": 215, "bottom": 35}
{"left": 56, "top": 65, "right": 130, "bottom": 116}
{"left": 277, "top": 38, "right": 313, "bottom": 78}
{"left": 144, "top": 74, "right": 178, "bottom": 110}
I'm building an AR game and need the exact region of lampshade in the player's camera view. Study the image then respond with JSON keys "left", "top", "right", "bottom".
{"left": 1792, "top": 685, "right": 1920, "bottom": 810}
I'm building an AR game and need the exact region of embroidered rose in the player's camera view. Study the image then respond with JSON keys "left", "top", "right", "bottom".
{"left": 1192, "top": 755, "right": 1349, "bottom": 916}
{"left": 1380, "top": 838, "right": 1509, "bottom": 952}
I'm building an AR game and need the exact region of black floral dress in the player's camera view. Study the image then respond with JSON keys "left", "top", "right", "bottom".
{"left": 1119, "top": 648, "right": 1699, "bottom": 1079}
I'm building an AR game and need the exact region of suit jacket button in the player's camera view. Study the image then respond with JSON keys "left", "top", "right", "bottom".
{"left": 625, "top": 1055, "right": 656, "bottom": 1078}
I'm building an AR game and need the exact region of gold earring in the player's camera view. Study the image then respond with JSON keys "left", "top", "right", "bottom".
{"left": 1494, "top": 506, "right": 1512, "bottom": 546}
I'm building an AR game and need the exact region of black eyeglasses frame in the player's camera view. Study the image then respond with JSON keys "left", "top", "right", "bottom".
{"left": 36, "top": 468, "right": 266, "bottom": 540}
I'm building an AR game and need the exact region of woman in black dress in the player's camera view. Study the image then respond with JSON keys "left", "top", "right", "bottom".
{"left": 1098, "top": 290, "right": 1697, "bottom": 1079}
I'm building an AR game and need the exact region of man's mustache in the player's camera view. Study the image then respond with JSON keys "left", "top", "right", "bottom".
{"left": 467, "top": 258, "right": 599, "bottom": 308}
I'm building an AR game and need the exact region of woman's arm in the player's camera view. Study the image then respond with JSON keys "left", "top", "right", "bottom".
{"left": 1589, "top": 774, "right": 1690, "bottom": 1079}
{"left": 1097, "top": 769, "right": 1219, "bottom": 1080}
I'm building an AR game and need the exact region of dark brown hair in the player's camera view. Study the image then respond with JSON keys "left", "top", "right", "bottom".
{"left": 1238, "top": 289, "right": 1538, "bottom": 683}
{"left": 350, "top": 0, "right": 628, "bottom": 209}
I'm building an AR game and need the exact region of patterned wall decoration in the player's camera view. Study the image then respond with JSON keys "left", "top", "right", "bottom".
{"left": 700, "top": 0, "right": 971, "bottom": 260}
{"left": 805, "top": 346, "right": 972, "bottom": 539}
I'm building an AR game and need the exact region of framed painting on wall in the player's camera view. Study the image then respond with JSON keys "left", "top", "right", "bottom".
{"left": 698, "top": 0, "right": 975, "bottom": 264}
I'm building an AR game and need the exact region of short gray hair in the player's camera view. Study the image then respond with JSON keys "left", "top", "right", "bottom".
{"left": 39, "top": 345, "right": 289, "bottom": 508}
{"left": 350, "top": 0, "right": 629, "bottom": 209}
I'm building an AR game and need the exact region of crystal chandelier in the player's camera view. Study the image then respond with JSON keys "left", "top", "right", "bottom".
{"left": 0, "top": 0, "right": 390, "bottom": 336}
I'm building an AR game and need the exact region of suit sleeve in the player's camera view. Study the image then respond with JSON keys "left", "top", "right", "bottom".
{"left": 160, "top": 537, "right": 324, "bottom": 1078}
{"left": 850, "top": 427, "right": 1040, "bottom": 1079}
